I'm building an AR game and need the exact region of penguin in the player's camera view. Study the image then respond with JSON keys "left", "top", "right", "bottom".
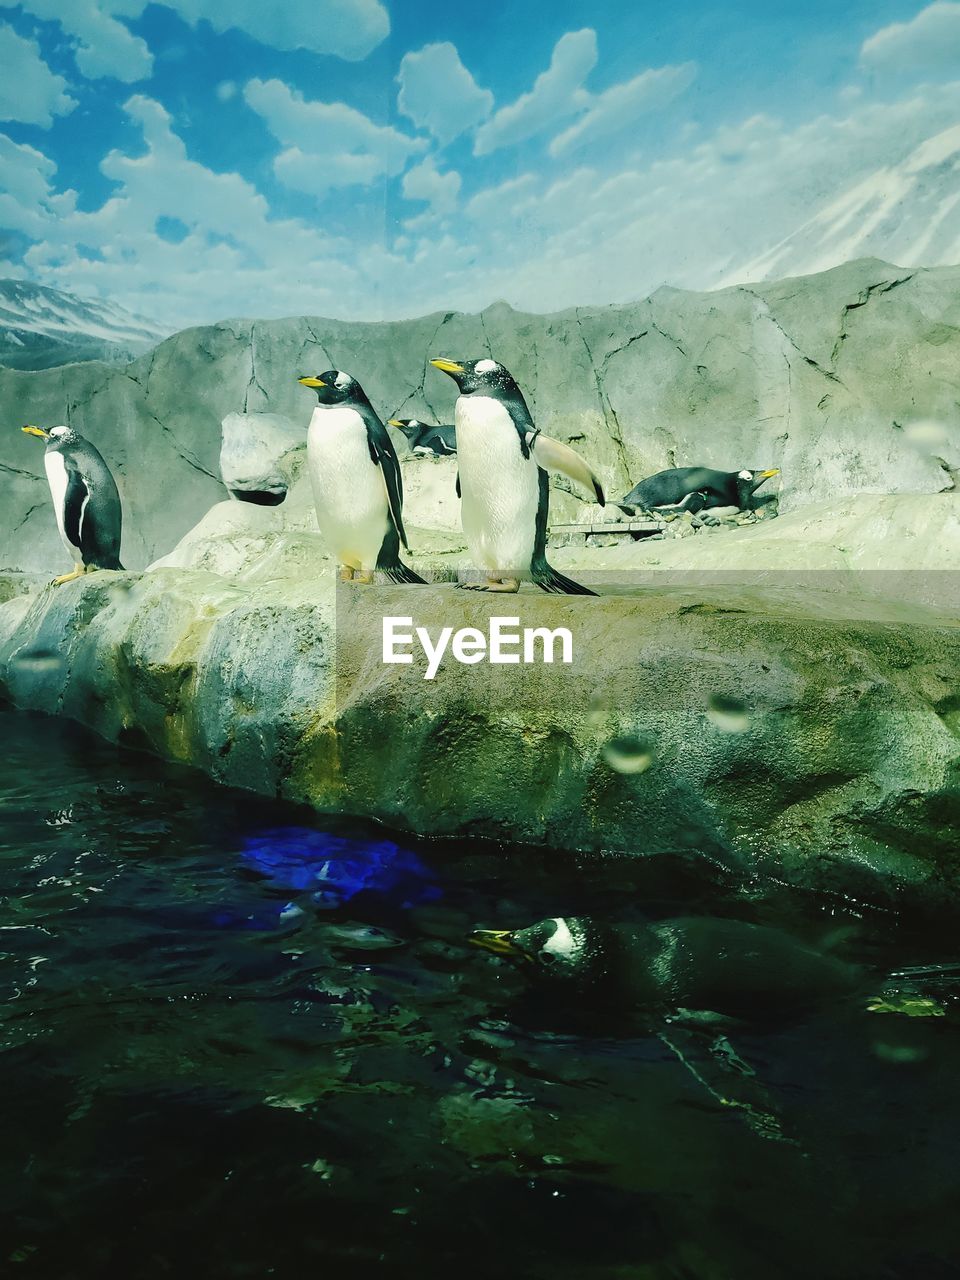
{"left": 470, "top": 915, "right": 862, "bottom": 1020}
{"left": 429, "top": 357, "right": 605, "bottom": 595}
{"left": 21, "top": 424, "right": 124, "bottom": 585}
{"left": 620, "top": 467, "right": 779, "bottom": 516}
{"left": 297, "top": 371, "right": 425, "bottom": 585}
{"left": 387, "top": 418, "right": 457, "bottom": 457}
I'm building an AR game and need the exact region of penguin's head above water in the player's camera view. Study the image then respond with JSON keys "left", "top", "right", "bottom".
{"left": 471, "top": 916, "right": 589, "bottom": 978}
{"left": 430, "top": 356, "right": 519, "bottom": 398}
{"left": 297, "top": 370, "right": 367, "bottom": 407}
{"left": 21, "top": 424, "right": 76, "bottom": 450}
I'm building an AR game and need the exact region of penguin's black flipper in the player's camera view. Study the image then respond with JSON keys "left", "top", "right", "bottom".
{"left": 63, "top": 460, "right": 124, "bottom": 570}
{"left": 455, "top": 471, "right": 461, "bottom": 498}
{"left": 359, "top": 404, "right": 411, "bottom": 552}
{"left": 61, "top": 465, "right": 89, "bottom": 556}
{"left": 530, "top": 468, "right": 597, "bottom": 596}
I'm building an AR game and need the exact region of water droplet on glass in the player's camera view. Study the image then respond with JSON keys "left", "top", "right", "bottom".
{"left": 706, "top": 694, "right": 751, "bottom": 733}
{"left": 602, "top": 734, "right": 656, "bottom": 774}
{"left": 903, "top": 420, "right": 950, "bottom": 450}
{"left": 11, "top": 647, "right": 62, "bottom": 675}
{"left": 587, "top": 692, "right": 611, "bottom": 730}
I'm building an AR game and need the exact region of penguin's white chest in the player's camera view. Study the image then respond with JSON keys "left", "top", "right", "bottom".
{"left": 44, "top": 451, "right": 82, "bottom": 562}
{"left": 307, "top": 406, "right": 389, "bottom": 570}
{"left": 455, "top": 395, "right": 540, "bottom": 574}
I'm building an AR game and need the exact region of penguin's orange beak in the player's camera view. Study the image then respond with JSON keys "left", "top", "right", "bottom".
{"left": 297, "top": 376, "right": 325, "bottom": 388}
{"left": 430, "top": 358, "right": 464, "bottom": 375}
{"left": 470, "top": 928, "right": 523, "bottom": 958}
{"left": 21, "top": 425, "right": 48, "bottom": 439}
{"left": 758, "top": 468, "right": 780, "bottom": 479}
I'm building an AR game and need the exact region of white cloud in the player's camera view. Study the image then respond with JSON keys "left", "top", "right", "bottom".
{"left": 5, "top": 95, "right": 361, "bottom": 326}
{"left": 0, "top": 1, "right": 153, "bottom": 82}
{"left": 0, "top": 0, "right": 389, "bottom": 82}
{"left": 473, "top": 29, "right": 597, "bottom": 156}
{"left": 402, "top": 156, "right": 461, "bottom": 214}
{"left": 216, "top": 80, "right": 237, "bottom": 102}
{"left": 0, "top": 133, "right": 72, "bottom": 235}
{"left": 453, "top": 82, "right": 960, "bottom": 313}
{"left": 550, "top": 61, "right": 697, "bottom": 155}
{"left": 140, "top": 0, "right": 389, "bottom": 62}
{"left": 396, "top": 42, "right": 493, "bottom": 145}
{"left": 862, "top": 2, "right": 960, "bottom": 75}
{"left": 0, "top": 22, "right": 76, "bottom": 123}
{"left": 464, "top": 173, "right": 539, "bottom": 225}
{"left": 244, "top": 77, "right": 427, "bottom": 198}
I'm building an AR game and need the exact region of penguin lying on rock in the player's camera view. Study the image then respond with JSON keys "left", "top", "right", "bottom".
{"left": 430, "top": 356, "right": 605, "bottom": 595}
{"left": 471, "top": 915, "right": 864, "bottom": 1021}
{"left": 298, "top": 371, "right": 425, "bottom": 585}
{"left": 387, "top": 418, "right": 457, "bottom": 457}
{"left": 620, "top": 467, "right": 780, "bottom": 516}
{"left": 21, "top": 424, "right": 124, "bottom": 585}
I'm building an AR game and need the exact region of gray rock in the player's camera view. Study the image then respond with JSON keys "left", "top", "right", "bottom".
{"left": 0, "top": 570, "right": 957, "bottom": 908}
{"left": 2, "top": 257, "right": 958, "bottom": 574}
{"left": 219, "top": 410, "right": 304, "bottom": 503}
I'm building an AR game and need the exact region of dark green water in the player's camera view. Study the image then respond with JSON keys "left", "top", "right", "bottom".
{"left": 1, "top": 708, "right": 959, "bottom": 1279}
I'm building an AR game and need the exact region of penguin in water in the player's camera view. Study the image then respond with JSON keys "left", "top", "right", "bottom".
{"left": 297, "top": 372, "right": 425, "bottom": 585}
{"left": 430, "top": 357, "right": 605, "bottom": 594}
{"left": 470, "top": 915, "right": 862, "bottom": 1021}
{"left": 387, "top": 418, "right": 457, "bottom": 457}
{"left": 620, "top": 467, "right": 780, "bottom": 516}
{"left": 21, "top": 424, "right": 123, "bottom": 585}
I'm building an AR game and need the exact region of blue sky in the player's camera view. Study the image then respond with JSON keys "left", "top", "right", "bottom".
{"left": 1, "top": 0, "right": 958, "bottom": 328}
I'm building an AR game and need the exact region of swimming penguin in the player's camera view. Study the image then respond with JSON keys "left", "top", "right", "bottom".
{"left": 387, "top": 418, "right": 457, "bottom": 457}
{"left": 297, "top": 371, "right": 425, "bottom": 585}
{"left": 21, "top": 424, "right": 124, "bottom": 585}
{"left": 620, "top": 467, "right": 780, "bottom": 516}
{"left": 470, "top": 915, "right": 861, "bottom": 1020}
{"left": 429, "top": 357, "right": 605, "bottom": 595}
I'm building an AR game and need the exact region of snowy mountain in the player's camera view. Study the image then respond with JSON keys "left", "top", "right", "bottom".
{"left": 719, "top": 123, "right": 960, "bottom": 288}
{"left": 0, "top": 279, "right": 169, "bottom": 371}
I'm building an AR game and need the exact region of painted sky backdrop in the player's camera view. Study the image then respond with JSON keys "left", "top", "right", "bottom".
{"left": 1, "top": 0, "right": 959, "bottom": 329}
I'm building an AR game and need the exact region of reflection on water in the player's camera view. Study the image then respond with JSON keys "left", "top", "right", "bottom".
{"left": 1, "top": 707, "right": 959, "bottom": 1279}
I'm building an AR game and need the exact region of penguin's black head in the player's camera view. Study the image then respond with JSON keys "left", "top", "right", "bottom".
{"left": 21, "top": 424, "right": 76, "bottom": 451}
{"left": 386, "top": 418, "right": 420, "bottom": 437}
{"left": 430, "top": 356, "right": 519, "bottom": 398}
{"left": 297, "top": 370, "right": 367, "bottom": 407}
{"left": 735, "top": 468, "right": 779, "bottom": 503}
{"left": 471, "top": 916, "right": 587, "bottom": 979}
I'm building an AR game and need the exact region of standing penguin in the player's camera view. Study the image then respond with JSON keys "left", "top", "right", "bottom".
{"left": 429, "top": 357, "right": 605, "bottom": 594}
{"left": 21, "top": 424, "right": 124, "bottom": 585}
{"left": 297, "top": 371, "right": 425, "bottom": 585}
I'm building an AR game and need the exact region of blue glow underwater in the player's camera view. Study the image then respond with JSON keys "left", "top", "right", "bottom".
{"left": 239, "top": 827, "right": 442, "bottom": 909}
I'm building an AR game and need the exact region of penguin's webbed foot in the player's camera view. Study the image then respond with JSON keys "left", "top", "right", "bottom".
{"left": 459, "top": 576, "right": 521, "bottom": 593}
{"left": 51, "top": 565, "right": 86, "bottom": 587}
{"left": 354, "top": 570, "right": 374, "bottom": 585}
{"left": 339, "top": 565, "right": 355, "bottom": 582}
